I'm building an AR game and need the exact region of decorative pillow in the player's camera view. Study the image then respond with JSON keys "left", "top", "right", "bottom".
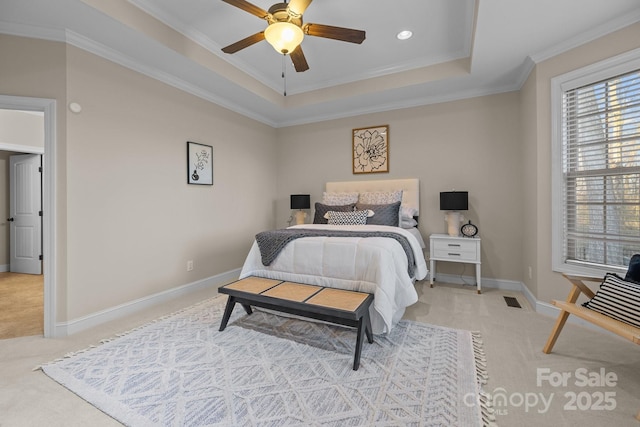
{"left": 355, "top": 201, "right": 401, "bottom": 226}
{"left": 359, "top": 190, "right": 403, "bottom": 205}
{"left": 400, "top": 218, "right": 418, "bottom": 228}
{"left": 624, "top": 254, "right": 640, "bottom": 284}
{"left": 321, "top": 192, "right": 359, "bottom": 206}
{"left": 583, "top": 273, "right": 640, "bottom": 328}
{"left": 400, "top": 205, "right": 418, "bottom": 220}
{"left": 313, "top": 202, "right": 355, "bottom": 224}
{"left": 327, "top": 210, "right": 368, "bottom": 225}
{"left": 325, "top": 209, "right": 374, "bottom": 219}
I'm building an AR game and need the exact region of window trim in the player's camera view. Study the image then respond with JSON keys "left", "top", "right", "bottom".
{"left": 551, "top": 47, "right": 640, "bottom": 277}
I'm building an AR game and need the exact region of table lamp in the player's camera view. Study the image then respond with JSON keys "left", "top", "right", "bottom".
{"left": 440, "top": 191, "right": 468, "bottom": 236}
{"left": 290, "top": 194, "right": 310, "bottom": 225}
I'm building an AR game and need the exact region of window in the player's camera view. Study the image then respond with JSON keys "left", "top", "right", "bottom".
{"left": 552, "top": 50, "right": 640, "bottom": 276}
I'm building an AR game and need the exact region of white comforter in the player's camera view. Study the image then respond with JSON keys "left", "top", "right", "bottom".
{"left": 239, "top": 224, "right": 428, "bottom": 334}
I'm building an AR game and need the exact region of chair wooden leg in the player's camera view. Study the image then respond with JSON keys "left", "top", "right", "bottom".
{"left": 543, "top": 284, "right": 584, "bottom": 354}
{"left": 543, "top": 310, "right": 571, "bottom": 354}
{"left": 636, "top": 409, "right": 640, "bottom": 421}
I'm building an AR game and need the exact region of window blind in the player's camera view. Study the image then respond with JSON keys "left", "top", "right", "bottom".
{"left": 562, "top": 69, "right": 640, "bottom": 268}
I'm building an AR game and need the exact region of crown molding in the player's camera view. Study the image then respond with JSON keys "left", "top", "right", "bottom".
{"left": 65, "top": 30, "right": 277, "bottom": 127}
{"left": 0, "top": 20, "right": 65, "bottom": 42}
{"left": 530, "top": 9, "right": 640, "bottom": 64}
{"left": 275, "top": 80, "right": 521, "bottom": 128}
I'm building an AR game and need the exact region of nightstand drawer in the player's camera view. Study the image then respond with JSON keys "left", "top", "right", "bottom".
{"left": 432, "top": 240, "right": 476, "bottom": 252}
{"left": 432, "top": 247, "right": 477, "bottom": 261}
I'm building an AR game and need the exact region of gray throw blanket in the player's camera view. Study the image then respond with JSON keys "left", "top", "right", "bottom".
{"left": 255, "top": 228, "right": 416, "bottom": 277}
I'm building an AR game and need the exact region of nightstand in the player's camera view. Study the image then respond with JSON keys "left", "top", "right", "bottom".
{"left": 429, "top": 234, "right": 481, "bottom": 293}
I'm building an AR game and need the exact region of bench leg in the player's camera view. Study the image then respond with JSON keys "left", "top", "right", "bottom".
{"left": 219, "top": 296, "right": 237, "bottom": 331}
{"left": 353, "top": 310, "right": 375, "bottom": 370}
{"left": 240, "top": 303, "right": 253, "bottom": 315}
{"left": 543, "top": 284, "right": 582, "bottom": 354}
{"left": 353, "top": 316, "right": 368, "bottom": 370}
{"left": 364, "top": 311, "right": 374, "bottom": 344}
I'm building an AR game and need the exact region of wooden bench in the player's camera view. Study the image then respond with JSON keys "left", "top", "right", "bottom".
{"left": 218, "top": 277, "right": 374, "bottom": 370}
{"left": 542, "top": 274, "right": 640, "bottom": 421}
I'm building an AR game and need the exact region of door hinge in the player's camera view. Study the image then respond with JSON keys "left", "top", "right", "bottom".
{"left": 39, "top": 255, "right": 43, "bottom": 261}
{"left": 38, "top": 166, "right": 42, "bottom": 173}
{"left": 39, "top": 211, "right": 43, "bottom": 217}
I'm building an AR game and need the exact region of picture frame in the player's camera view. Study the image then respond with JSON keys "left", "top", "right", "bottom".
{"left": 352, "top": 125, "right": 389, "bottom": 174}
{"left": 187, "top": 141, "right": 213, "bottom": 185}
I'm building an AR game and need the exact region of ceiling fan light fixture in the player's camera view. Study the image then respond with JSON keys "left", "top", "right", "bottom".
{"left": 264, "top": 22, "right": 304, "bottom": 54}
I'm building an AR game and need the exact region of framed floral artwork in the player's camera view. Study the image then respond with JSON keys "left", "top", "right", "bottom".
{"left": 352, "top": 125, "right": 389, "bottom": 174}
{"left": 187, "top": 141, "right": 213, "bottom": 185}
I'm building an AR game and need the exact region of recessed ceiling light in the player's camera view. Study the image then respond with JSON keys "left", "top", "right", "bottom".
{"left": 396, "top": 30, "right": 413, "bottom": 40}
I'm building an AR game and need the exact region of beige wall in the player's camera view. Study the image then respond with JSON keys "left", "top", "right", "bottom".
{"left": 522, "top": 22, "right": 640, "bottom": 303}
{"left": 276, "top": 92, "right": 524, "bottom": 282}
{"left": 0, "top": 34, "right": 69, "bottom": 319}
{"left": 64, "top": 46, "right": 278, "bottom": 319}
{"left": 2, "top": 19, "right": 639, "bottom": 326}
{"left": 519, "top": 67, "right": 538, "bottom": 296}
{"left": 0, "top": 34, "right": 279, "bottom": 323}
{"left": 0, "top": 110, "right": 44, "bottom": 148}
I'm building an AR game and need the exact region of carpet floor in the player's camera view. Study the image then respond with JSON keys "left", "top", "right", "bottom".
{"left": 40, "top": 295, "right": 490, "bottom": 426}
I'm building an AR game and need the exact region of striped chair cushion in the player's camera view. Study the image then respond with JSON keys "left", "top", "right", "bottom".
{"left": 583, "top": 273, "right": 640, "bottom": 328}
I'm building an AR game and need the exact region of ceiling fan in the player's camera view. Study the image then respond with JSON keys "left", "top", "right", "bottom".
{"left": 220, "top": 0, "right": 366, "bottom": 72}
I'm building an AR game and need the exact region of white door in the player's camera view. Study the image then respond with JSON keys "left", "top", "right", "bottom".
{"left": 9, "top": 154, "right": 42, "bottom": 274}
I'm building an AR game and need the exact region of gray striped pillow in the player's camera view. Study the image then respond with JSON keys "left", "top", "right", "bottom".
{"left": 583, "top": 273, "right": 640, "bottom": 328}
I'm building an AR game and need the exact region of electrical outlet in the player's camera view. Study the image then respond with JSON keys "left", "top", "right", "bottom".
{"left": 187, "top": 260, "right": 194, "bottom": 271}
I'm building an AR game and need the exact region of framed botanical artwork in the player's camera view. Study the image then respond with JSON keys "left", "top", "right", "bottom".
{"left": 187, "top": 141, "right": 213, "bottom": 185}
{"left": 352, "top": 125, "right": 389, "bottom": 174}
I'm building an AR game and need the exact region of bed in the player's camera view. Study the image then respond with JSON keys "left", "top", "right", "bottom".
{"left": 239, "top": 178, "right": 428, "bottom": 334}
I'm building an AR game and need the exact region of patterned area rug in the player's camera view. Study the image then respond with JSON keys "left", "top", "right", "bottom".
{"left": 41, "top": 295, "right": 494, "bottom": 426}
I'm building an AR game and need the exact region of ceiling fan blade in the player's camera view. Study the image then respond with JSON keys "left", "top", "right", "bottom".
{"left": 304, "top": 23, "right": 366, "bottom": 44}
{"left": 221, "top": 32, "right": 265, "bottom": 54}
{"left": 221, "top": 0, "right": 269, "bottom": 19}
{"left": 287, "top": 0, "right": 312, "bottom": 16}
{"left": 290, "top": 46, "right": 309, "bottom": 72}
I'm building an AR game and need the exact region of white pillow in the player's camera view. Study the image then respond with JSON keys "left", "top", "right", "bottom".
{"left": 400, "top": 205, "right": 418, "bottom": 220}
{"left": 322, "top": 191, "right": 359, "bottom": 205}
{"left": 359, "top": 190, "right": 402, "bottom": 205}
{"left": 401, "top": 218, "right": 418, "bottom": 228}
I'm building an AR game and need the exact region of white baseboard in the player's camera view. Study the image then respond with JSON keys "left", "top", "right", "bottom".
{"left": 431, "top": 273, "right": 613, "bottom": 335}
{"left": 0, "top": 264, "right": 8, "bottom": 272}
{"left": 431, "top": 273, "right": 523, "bottom": 292}
{"left": 56, "top": 268, "right": 241, "bottom": 337}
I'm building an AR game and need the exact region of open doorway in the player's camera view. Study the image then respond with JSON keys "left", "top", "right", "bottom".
{"left": 0, "top": 96, "right": 56, "bottom": 338}
{"left": 0, "top": 111, "right": 44, "bottom": 339}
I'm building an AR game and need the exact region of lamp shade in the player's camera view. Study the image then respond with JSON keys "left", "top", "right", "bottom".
{"left": 440, "top": 191, "right": 468, "bottom": 211}
{"left": 290, "top": 194, "right": 310, "bottom": 210}
{"left": 264, "top": 22, "right": 304, "bottom": 54}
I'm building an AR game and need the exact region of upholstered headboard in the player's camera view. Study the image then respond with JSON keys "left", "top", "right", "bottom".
{"left": 325, "top": 178, "right": 420, "bottom": 216}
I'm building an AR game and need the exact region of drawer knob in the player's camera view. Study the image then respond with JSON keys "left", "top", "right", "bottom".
{"left": 448, "top": 244, "right": 461, "bottom": 247}
{"left": 448, "top": 253, "right": 461, "bottom": 256}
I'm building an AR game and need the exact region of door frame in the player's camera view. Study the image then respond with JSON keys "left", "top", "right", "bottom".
{"left": 0, "top": 95, "right": 56, "bottom": 338}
